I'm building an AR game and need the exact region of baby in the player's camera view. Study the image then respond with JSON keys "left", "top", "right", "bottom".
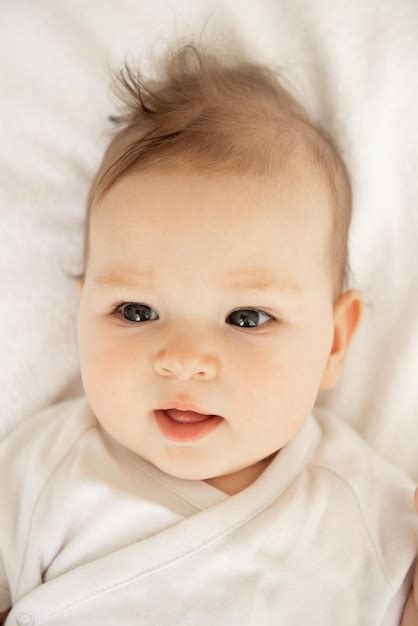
{"left": 0, "top": 40, "right": 417, "bottom": 625}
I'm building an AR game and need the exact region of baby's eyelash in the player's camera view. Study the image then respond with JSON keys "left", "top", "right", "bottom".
{"left": 108, "top": 300, "right": 133, "bottom": 314}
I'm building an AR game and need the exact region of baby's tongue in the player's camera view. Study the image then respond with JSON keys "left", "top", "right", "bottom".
{"left": 166, "top": 409, "right": 211, "bottom": 423}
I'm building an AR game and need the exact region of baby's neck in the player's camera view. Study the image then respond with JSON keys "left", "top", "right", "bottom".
{"left": 204, "top": 451, "right": 278, "bottom": 496}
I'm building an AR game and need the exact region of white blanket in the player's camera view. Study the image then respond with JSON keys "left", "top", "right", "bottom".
{"left": 1, "top": 0, "right": 417, "bottom": 482}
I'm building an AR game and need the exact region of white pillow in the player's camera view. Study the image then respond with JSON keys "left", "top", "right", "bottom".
{"left": 1, "top": 0, "right": 417, "bottom": 482}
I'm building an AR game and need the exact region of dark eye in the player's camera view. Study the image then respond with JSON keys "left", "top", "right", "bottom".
{"left": 112, "top": 303, "right": 275, "bottom": 329}
{"left": 116, "top": 303, "right": 157, "bottom": 323}
{"left": 226, "top": 309, "right": 274, "bottom": 328}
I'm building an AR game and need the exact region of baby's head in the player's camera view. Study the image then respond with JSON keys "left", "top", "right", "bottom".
{"left": 76, "top": 41, "right": 363, "bottom": 495}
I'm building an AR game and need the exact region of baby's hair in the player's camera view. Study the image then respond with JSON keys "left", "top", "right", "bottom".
{"left": 80, "top": 38, "right": 354, "bottom": 303}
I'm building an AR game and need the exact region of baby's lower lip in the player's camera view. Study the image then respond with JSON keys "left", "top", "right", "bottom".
{"left": 154, "top": 409, "right": 224, "bottom": 442}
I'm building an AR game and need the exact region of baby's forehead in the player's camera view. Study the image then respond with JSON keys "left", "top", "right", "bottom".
{"left": 89, "top": 169, "right": 331, "bottom": 284}
{"left": 90, "top": 161, "right": 333, "bottom": 257}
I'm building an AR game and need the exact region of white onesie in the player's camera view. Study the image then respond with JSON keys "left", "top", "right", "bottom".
{"left": 0, "top": 395, "right": 416, "bottom": 625}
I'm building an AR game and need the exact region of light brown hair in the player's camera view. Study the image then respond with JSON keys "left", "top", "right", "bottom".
{"left": 78, "top": 38, "right": 353, "bottom": 302}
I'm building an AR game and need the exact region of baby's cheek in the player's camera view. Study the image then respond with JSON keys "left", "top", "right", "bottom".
{"left": 82, "top": 322, "right": 132, "bottom": 370}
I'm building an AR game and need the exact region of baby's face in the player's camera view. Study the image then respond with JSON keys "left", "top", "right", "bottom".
{"left": 77, "top": 166, "right": 351, "bottom": 494}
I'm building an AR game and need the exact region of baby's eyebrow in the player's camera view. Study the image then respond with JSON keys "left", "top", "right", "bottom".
{"left": 93, "top": 267, "right": 302, "bottom": 294}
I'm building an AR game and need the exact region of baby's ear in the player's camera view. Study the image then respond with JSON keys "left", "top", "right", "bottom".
{"left": 319, "top": 289, "right": 364, "bottom": 391}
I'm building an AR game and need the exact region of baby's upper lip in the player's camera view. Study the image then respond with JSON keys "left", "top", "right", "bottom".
{"left": 157, "top": 400, "right": 218, "bottom": 416}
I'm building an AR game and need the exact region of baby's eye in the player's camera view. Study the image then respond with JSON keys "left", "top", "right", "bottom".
{"left": 226, "top": 308, "right": 275, "bottom": 328}
{"left": 116, "top": 303, "right": 157, "bottom": 324}
{"left": 111, "top": 302, "right": 275, "bottom": 329}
